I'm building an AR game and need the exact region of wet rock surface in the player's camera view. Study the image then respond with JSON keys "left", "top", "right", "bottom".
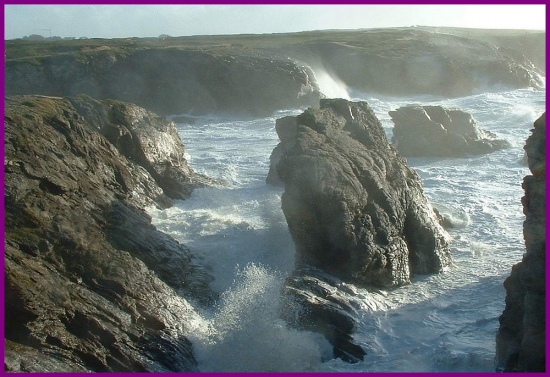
{"left": 4, "top": 95, "right": 215, "bottom": 371}
{"left": 495, "top": 113, "right": 545, "bottom": 372}
{"left": 281, "top": 266, "right": 367, "bottom": 363}
{"left": 390, "top": 105, "right": 510, "bottom": 157}
{"left": 270, "top": 99, "right": 452, "bottom": 362}
{"left": 270, "top": 99, "right": 451, "bottom": 288}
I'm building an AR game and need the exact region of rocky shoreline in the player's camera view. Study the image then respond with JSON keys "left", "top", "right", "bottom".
{"left": 495, "top": 113, "right": 546, "bottom": 372}
{"left": 4, "top": 95, "right": 215, "bottom": 371}
{"left": 5, "top": 28, "right": 544, "bottom": 116}
{"left": 3, "top": 27, "right": 546, "bottom": 372}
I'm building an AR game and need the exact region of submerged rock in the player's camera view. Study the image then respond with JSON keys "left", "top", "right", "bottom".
{"left": 4, "top": 95, "right": 215, "bottom": 371}
{"left": 495, "top": 113, "right": 545, "bottom": 372}
{"left": 269, "top": 99, "right": 451, "bottom": 288}
{"left": 390, "top": 105, "right": 510, "bottom": 157}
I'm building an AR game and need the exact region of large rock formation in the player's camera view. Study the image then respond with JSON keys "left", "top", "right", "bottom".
{"left": 269, "top": 99, "right": 452, "bottom": 362}
{"left": 4, "top": 45, "right": 321, "bottom": 117}
{"left": 269, "top": 99, "right": 452, "bottom": 288}
{"left": 4, "top": 95, "right": 215, "bottom": 371}
{"left": 495, "top": 113, "right": 546, "bottom": 372}
{"left": 390, "top": 105, "right": 510, "bottom": 157}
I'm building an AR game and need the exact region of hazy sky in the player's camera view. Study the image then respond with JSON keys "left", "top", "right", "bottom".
{"left": 4, "top": 4, "right": 546, "bottom": 40}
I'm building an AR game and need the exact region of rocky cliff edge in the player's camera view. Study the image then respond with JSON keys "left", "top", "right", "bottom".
{"left": 4, "top": 95, "right": 215, "bottom": 371}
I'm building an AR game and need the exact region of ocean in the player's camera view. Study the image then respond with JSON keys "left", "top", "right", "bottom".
{"left": 146, "top": 79, "right": 545, "bottom": 372}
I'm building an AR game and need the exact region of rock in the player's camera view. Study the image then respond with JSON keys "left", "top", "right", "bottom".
{"left": 5, "top": 46, "right": 321, "bottom": 117}
{"left": 4, "top": 95, "right": 215, "bottom": 371}
{"left": 69, "top": 95, "right": 217, "bottom": 200}
{"left": 495, "top": 113, "right": 545, "bottom": 372}
{"left": 281, "top": 266, "right": 367, "bottom": 363}
{"left": 390, "top": 105, "right": 510, "bottom": 157}
{"left": 268, "top": 99, "right": 451, "bottom": 288}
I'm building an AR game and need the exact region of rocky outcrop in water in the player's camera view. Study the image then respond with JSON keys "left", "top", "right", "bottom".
{"left": 4, "top": 95, "right": 215, "bottom": 371}
{"left": 389, "top": 105, "right": 511, "bottom": 157}
{"left": 281, "top": 266, "right": 368, "bottom": 363}
{"left": 5, "top": 46, "right": 321, "bottom": 117}
{"left": 495, "top": 113, "right": 546, "bottom": 372}
{"left": 269, "top": 99, "right": 452, "bottom": 362}
{"left": 269, "top": 99, "right": 452, "bottom": 288}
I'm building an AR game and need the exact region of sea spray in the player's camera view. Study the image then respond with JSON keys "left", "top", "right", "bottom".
{"left": 312, "top": 67, "right": 350, "bottom": 100}
{"left": 188, "top": 263, "right": 332, "bottom": 372}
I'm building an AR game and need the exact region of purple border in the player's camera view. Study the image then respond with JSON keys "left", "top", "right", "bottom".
{"left": 1, "top": 1, "right": 547, "bottom": 376}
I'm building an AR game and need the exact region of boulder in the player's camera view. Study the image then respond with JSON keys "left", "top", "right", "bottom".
{"left": 495, "top": 113, "right": 545, "bottom": 372}
{"left": 390, "top": 105, "right": 510, "bottom": 157}
{"left": 268, "top": 99, "right": 451, "bottom": 288}
{"left": 4, "top": 95, "right": 215, "bottom": 371}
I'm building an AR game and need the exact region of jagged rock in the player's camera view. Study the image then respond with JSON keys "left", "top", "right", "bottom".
{"left": 281, "top": 266, "right": 367, "bottom": 363}
{"left": 268, "top": 99, "right": 451, "bottom": 288}
{"left": 4, "top": 95, "right": 215, "bottom": 371}
{"left": 390, "top": 105, "right": 510, "bottom": 157}
{"left": 495, "top": 113, "right": 545, "bottom": 372}
{"left": 68, "top": 94, "right": 217, "bottom": 199}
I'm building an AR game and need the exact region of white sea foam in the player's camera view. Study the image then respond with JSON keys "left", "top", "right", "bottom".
{"left": 148, "top": 88, "right": 545, "bottom": 372}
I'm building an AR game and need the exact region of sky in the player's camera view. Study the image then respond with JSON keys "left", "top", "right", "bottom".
{"left": 3, "top": 4, "right": 546, "bottom": 40}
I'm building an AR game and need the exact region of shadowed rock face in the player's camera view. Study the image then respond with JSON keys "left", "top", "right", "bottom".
{"left": 269, "top": 99, "right": 451, "bottom": 288}
{"left": 5, "top": 47, "right": 321, "bottom": 117}
{"left": 495, "top": 113, "right": 545, "bottom": 372}
{"left": 390, "top": 105, "right": 511, "bottom": 157}
{"left": 4, "top": 95, "right": 214, "bottom": 371}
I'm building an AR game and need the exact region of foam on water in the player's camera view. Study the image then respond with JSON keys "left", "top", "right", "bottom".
{"left": 148, "top": 87, "right": 545, "bottom": 372}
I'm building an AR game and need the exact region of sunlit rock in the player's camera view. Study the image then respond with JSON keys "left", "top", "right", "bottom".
{"left": 4, "top": 95, "right": 214, "bottom": 371}
{"left": 390, "top": 105, "right": 510, "bottom": 157}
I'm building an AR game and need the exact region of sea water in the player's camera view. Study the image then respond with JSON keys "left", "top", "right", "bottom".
{"left": 147, "top": 85, "right": 545, "bottom": 372}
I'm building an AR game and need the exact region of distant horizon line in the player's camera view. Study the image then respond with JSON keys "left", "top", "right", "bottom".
{"left": 5, "top": 25, "right": 545, "bottom": 41}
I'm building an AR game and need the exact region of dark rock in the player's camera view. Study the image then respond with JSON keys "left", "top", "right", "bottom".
{"left": 281, "top": 266, "right": 367, "bottom": 363}
{"left": 268, "top": 99, "right": 451, "bottom": 288}
{"left": 390, "top": 105, "right": 510, "bottom": 157}
{"left": 4, "top": 95, "right": 215, "bottom": 371}
{"left": 495, "top": 113, "right": 545, "bottom": 372}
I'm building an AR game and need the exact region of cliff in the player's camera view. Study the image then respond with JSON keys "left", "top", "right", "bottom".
{"left": 5, "top": 28, "right": 544, "bottom": 117}
{"left": 267, "top": 28, "right": 544, "bottom": 97}
{"left": 4, "top": 45, "right": 321, "bottom": 117}
{"left": 4, "top": 95, "right": 215, "bottom": 371}
{"left": 495, "top": 113, "right": 546, "bottom": 372}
